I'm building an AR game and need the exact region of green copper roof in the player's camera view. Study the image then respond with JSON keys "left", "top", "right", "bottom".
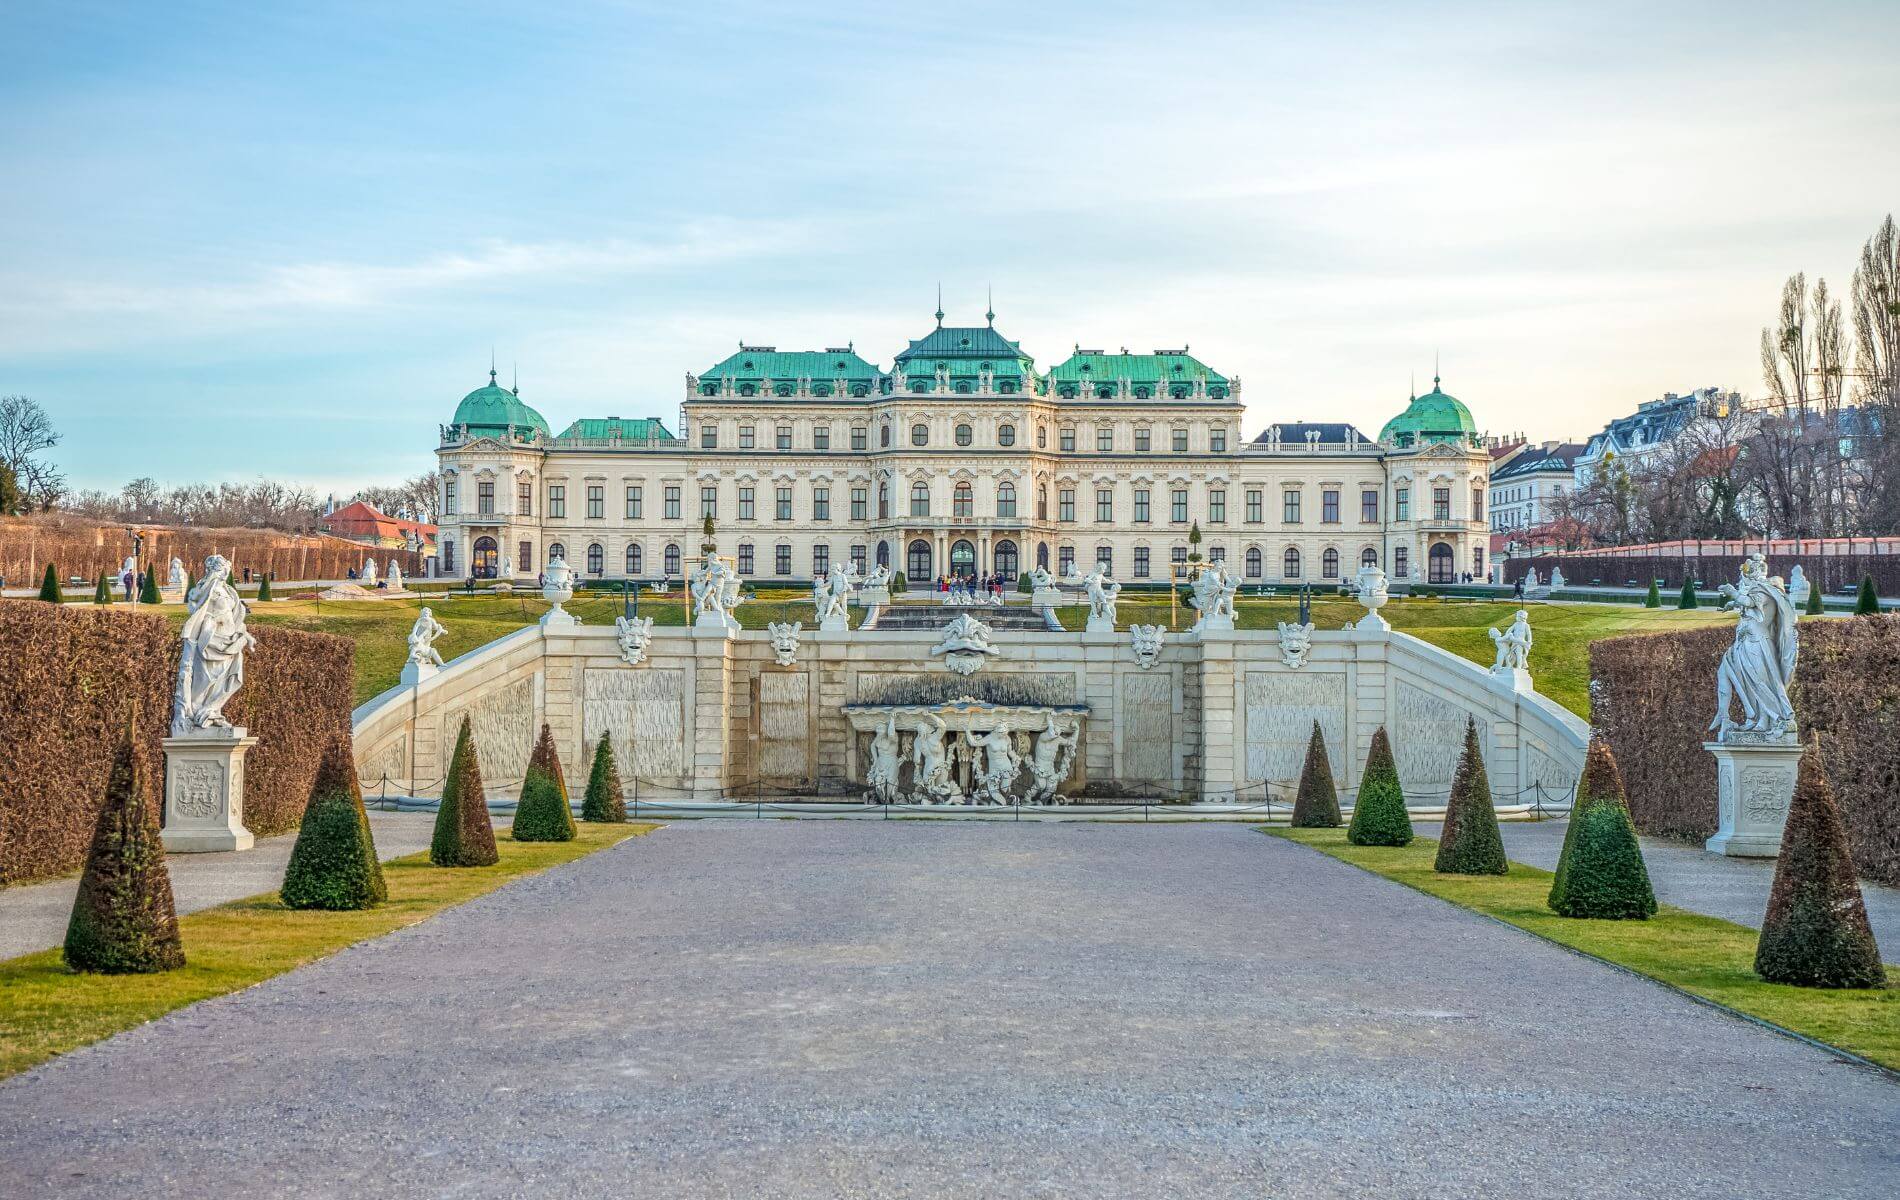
{"left": 697, "top": 346, "right": 882, "bottom": 384}
{"left": 1046, "top": 349, "right": 1229, "bottom": 398}
{"left": 452, "top": 371, "right": 551, "bottom": 438}
{"left": 1378, "top": 378, "right": 1480, "bottom": 447}
{"left": 555, "top": 417, "right": 676, "bottom": 442}
{"left": 896, "top": 325, "right": 1029, "bottom": 363}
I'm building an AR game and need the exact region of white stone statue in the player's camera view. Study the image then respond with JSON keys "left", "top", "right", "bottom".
{"left": 972, "top": 725, "right": 1021, "bottom": 805}
{"left": 1787, "top": 564, "right": 1810, "bottom": 607}
{"left": 1081, "top": 566, "right": 1121, "bottom": 632}
{"left": 813, "top": 563, "right": 852, "bottom": 629}
{"left": 1026, "top": 711, "right": 1080, "bottom": 805}
{"left": 647, "top": 579, "right": 669, "bottom": 595}
{"left": 864, "top": 563, "right": 892, "bottom": 590}
{"left": 1129, "top": 623, "right": 1165, "bottom": 670}
{"left": 1189, "top": 565, "right": 1238, "bottom": 632}
{"left": 1549, "top": 566, "right": 1566, "bottom": 590}
{"left": 930, "top": 612, "right": 1000, "bottom": 675}
{"left": 614, "top": 614, "right": 655, "bottom": 665}
{"left": 541, "top": 551, "right": 578, "bottom": 628}
{"left": 361, "top": 557, "right": 378, "bottom": 587}
{"left": 911, "top": 714, "right": 958, "bottom": 804}
{"left": 1524, "top": 566, "right": 1540, "bottom": 591}
{"left": 1353, "top": 564, "right": 1390, "bottom": 630}
{"left": 407, "top": 606, "right": 447, "bottom": 667}
{"left": 690, "top": 557, "right": 743, "bottom": 632}
{"left": 865, "top": 714, "right": 902, "bottom": 804}
{"left": 768, "top": 619, "right": 803, "bottom": 666}
{"left": 387, "top": 559, "right": 404, "bottom": 592}
{"left": 1488, "top": 609, "right": 1533, "bottom": 673}
{"left": 1276, "top": 620, "right": 1315, "bottom": 669}
{"left": 1711, "top": 553, "right": 1799, "bottom": 742}
{"left": 171, "top": 554, "right": 257, "bottom": 737}
{"left": 167, "top": 556, "right": 187, "bottom": 591}
{"left": 1029, "top": 565, "right": 1055, "bottom": 592}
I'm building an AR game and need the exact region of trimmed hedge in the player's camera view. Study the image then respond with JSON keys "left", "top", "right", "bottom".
{"left": 1644, "top": 579, "right": 1661, "bottom": 608}
{"left": 512, "top": 724, "right": 576, "bottom": 842}
{"left": 63, "top": 712, "right": 184, "bottom": 974}
{"left": 1806, "top": 583, "right": 1824, "bottom": 616}
{"left": 138, "top": 570, "right": 160, "bottom": 605}
{"left": 1548, "top": 739, "right": 1655, "bottom": 919}
{"left": 38, "top": 563, "right": 61, "bottom": 603}
{"left": 1591, "top": 614, "right": 1900, "bottom": 887}
{"left": 1677, "top": 579, "right": 1697, "bottom": 609}
{"left": 1346, "top": 727, "right": 1412, "bottom": 846}
{"left": 280, "top": 734, "right": 387, "bottom": 910}
{"left": 1434, "top": 718, "right": 1506, "bottom": 875}
{"left": 432, "top": 717, "right": 499, "bottom": 867}
{"left": 1288, "top": 721, "right": 1340, "bottom": 828}
{"left": 93, "top": 571, "right": 110, "bottom": 604}
{"left": 1855, "top": 574, "right": 1879, "bottom": 615}
{"left": 582, "top": 734, "right": 627, "bottom": 823}
{"left": 1754, "top": 739, "right": 1884, "bottom": 988}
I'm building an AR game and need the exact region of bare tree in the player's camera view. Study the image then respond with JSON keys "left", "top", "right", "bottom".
{"left": 0, "top": 394, "right": 64, "bottom": 510}
{"left": 1852, "top": 214, "right": 1900, "bottom": 409}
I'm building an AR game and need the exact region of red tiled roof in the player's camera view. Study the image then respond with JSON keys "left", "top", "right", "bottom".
{"left": 322, "top": 500, "right": 437, "bottom": 544}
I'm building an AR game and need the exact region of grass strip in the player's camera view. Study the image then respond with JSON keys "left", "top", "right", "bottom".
{"left": 1271, "top": 827, "right": 1900, "bottom": 1072}
{"left": 0, "top": 823, "right": 655, "bottom": 1080}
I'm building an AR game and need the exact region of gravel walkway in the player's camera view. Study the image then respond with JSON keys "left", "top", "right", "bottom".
{"left": 0, "top": 823, "right": 1892, "bottom": 1198}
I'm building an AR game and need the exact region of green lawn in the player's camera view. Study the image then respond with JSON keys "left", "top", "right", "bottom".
{"left": 1273, "top": 827, "right": 1899, "bottom": 1071}
{"left": 0, "top": 823, "right": 654, "bottom": 1080}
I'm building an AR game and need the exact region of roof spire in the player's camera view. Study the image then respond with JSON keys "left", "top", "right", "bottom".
{"left": 489, "top": 346, "right": 497, "bottom": 386}
{"left": 986, "top": 285, "right": 994, "bottom": 326}
{"left": 512, "top": 362, "right": 519, "bottom": 396}
{"left": 935, "top": 283, "right": 944, "bottom": 328}
{"left": 1433, "top": 350, "right": 1441, "bottom": 390}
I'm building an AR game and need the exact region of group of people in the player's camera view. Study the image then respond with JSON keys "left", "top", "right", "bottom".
{"left": 935, "top": 573, "right": 1007, "bottom": 602}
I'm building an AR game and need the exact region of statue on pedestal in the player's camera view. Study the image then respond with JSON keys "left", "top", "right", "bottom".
{"left": 1712, "top": 553, "right": 1798, "bottom": 741}
{"left": 361, "top": 557, "right": 378, "bottom": 587}
{"left": 911, "top": 714, "right": 958, "bottom": 804}
{"left": 387, "top": 559, "right": 405, "bottom": 592}
{"left": 1488, "top": 609, "right": 1533, "bottom": 673}
{"left": 865, "top": 714, "right": 902, "bottom": 804}
{"left": 972, "top": 725, "right": 1022, "bottom": 805}
{"left": 690, "top": 557, "right": 743, "bottom": 632}
{"left": 1081, "top": 566, "right": 1121, "bottom": 631}
{"left": 167, "top": 556, "right": 187, "bottom": 592}
{"left": 1026, "top": 712, "right": 1080, "bottom": 805}
{"left": 172, "top": 555, "right": 257, "bottom": 737}
{"left": 407, "top": 607, "right": 448, "bottom": 668}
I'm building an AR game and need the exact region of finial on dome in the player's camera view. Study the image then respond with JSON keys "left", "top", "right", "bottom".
{"left": 986, "top": 286, "right": 994, "bottom": 326}
{"left": 935, "top": 283, "right": 944, "bottom": 328}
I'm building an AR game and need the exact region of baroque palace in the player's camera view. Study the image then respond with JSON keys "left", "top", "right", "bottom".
{"left": 435, "top": 309, "right": 1492, "bottom": 588}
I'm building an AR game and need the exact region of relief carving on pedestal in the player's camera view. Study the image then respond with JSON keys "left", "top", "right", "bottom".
{"left": 171, "top": 760, "right": 225, "bottom": 819}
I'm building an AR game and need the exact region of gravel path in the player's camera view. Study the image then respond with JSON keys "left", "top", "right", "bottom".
{"left": 0, "top": 823, "right": 1893, "bottom": 1198}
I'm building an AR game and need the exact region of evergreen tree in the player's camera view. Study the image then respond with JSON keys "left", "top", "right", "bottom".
{"left": 257, "top": 574, "right": 273, "bottom": 602}
{"left": 1805, "top": 581, "right": 1825, "bottom": 616}
{"left": 38, "top": 563, "right": 63, "bottom": 603}
{"left": 1677, "top": 579, "right": 1698, "bottom": 609}
{"left": 1548, "top": 738, "right": 1656, "bottom": 919}
{"left": 511, "top": 723, "right": 576, "bottom": 841}
{"left": 431, "top": 717, "right": 499, "bottom": 867}
{"left": 63, "top": 708, "right": 185, "bottom": 974}
{"left": 139, "top": 569, "right": 160, "bottom": 605}
{"left": 93, "top": 571, "right": 111, "bottom": 605}
{"left": 1289, "top": 721, "right": 1341, "bottom": 827}
{"left": 1434, "top": 717, "right": 1507, "bottom": 875}
{"left": 891, "top": 571, "right": 907, "bottom": 594}
{"left": 281, "top": 734, "right": 387, "bottom": 910}
{"left": 1854, "top": 574, "right": 1879, "bottom": 615}
{"left": 1346, "top": 727, "right": 1412, "bottom": 846}
{"left": 1644, "top": 578, "right": 1661, "bottom": 608}
{"left": 581, "top": 734, "right": 627, "bottom": 823}
{"left": 1754, "top": 738, "right": 1885, "bottom": 988}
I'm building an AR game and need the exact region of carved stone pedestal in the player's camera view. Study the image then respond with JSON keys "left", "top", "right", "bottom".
{"left": 400, "top": 658, "right": 439, "bottom": 687}
{"left": 1032, "top": 588, "right": 1064, "bottom": 609}
{"left": 1085, "top": 613, "right": 1115, "bottom": 633}
{"left": 1192, "top": 614, "right": 1235, "bottom": 635}
{"left": 1703, "top": 738, "right": 1803, "bottom": 858}
{"left": 819, "top": 613, "right": 849, "bottom": 633}
{"left": 162, "top": 730, "right": 258, "bottom": 853}
{"left": 1490, "top": 667, "right": 1533, "bottom": 693}
{"left": 858, "top": 587, "right": 890, "bottom": 608}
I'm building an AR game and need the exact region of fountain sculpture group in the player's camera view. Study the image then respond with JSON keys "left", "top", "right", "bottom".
{"left": 850, "top": 703, "right": 1084, "bottom": 806}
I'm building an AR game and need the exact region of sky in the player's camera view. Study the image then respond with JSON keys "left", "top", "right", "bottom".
{"left": 3, "top": 0, "right": 1897, "bottom": 496}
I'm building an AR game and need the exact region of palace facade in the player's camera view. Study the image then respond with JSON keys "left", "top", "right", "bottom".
{"left": 435, "top": 313, "right": 1492, "bottom": 589}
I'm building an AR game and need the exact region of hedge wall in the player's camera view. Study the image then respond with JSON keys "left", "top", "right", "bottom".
{"left": 0, "top": 604, "right": 354, "bottom": 885}
{"left": 1590, "top": 614, "right": 1900, "bottom": 886}
{"left": 1, "top": 514, "right": 424, "bottom": 587}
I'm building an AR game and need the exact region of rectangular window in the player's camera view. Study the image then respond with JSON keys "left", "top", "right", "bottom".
{"left": 776, "top": 425, "right": 791, "bottom": 451}
{"left": 1282, "top": 489, "right": 1301, "bottom": 523}
{"left": 851, "top": 426, "right": 867, "bottom": 451}
{"left": 547, "top": 484, "right": 565, "bottom": 519}
{"left": 1361, "top": 490, "right": 1378, "bottom": 523}
{"left": 586, "top": 485, "right": 604, "bottom": 519}
{"left": 441, "top": 540, "right": 455, "bottom": 571}
{"left": 517, "top": 541, "right": 533, "bottom": 572}
{"left": 701, "top": 426, "right": 717, "bottom": 449}
{"left": 1434, "top": 486, "right": 1451, "bottom": 521}
{"left": 443, "top": 480, "right": 457, "bottom": 516}
{"left": 1472, "top": 487, "right": 1484, "bottom": 520}
{"left": 1096, "top": 545, "right": 1113, "bottom": 573}
{"left": 1208, "top": 489, "right": 1226, "bottom": 523}
{"left": 851, "top": 487, "right": 867, "bottom": 520}
{"left": 1172, "top": 545, "right": 1188, "bottom": 566}
{"left": 1059, "top": 546, "right": 1075, "bottom": 575}
{"left": 1134, "top": 489, "right": 1150, "bottom": 523}
{"left": 1097, "top": 428, "right": 1113, "bottom": 452}
{"left": 911, "top": 485, "right": 929, "bottom": 517}
{"left": 625, "top": 486, "right": 642, "bottom": 519}
{"left": 700, "top": 486, "right": 717, "bottom": 519}
{"left": 775, "top": 544, "right": 792, "bottom": 575}
{"left": 663, "top": 486, "right": 680, "bottom": 520}
{"left": 1322, "top": 489, "right": 1339, "bottom": 523}
{"left": 1134, "top": 547, "right": 1150, "bottom": 578}
{"left": 997, "top": 488, "right": 1016, "bottom": 518}
{"left": 814, "top": 426, "right": 830, "bottom": 451}
{"left": 1171, "top": 489, "right": 1188, "bottom": 523}
{"left": 1059, "top": 489, "right": 1075, "bottom": 522}
{"left": 477, "top": 481, "right": 495, "bottom": 515}
{"left": 813, "top": 544, "right": 829, "bottom": 576}
{"left": 739, "top": 425, "right": 755, "bottom": 449}
{"left": 738, "top": 545, "right": 754, "bottom": 574}
{"left": 774, "top": 487, "right": 792, "bottom": 521}
{"left": 1135, "top": 428, "right": 1151, "bottom": 452}
{"left": 814, "top": 487, "right": 830, "bottom": 521}
{"left": 1060, "top": 428, "right": 1076, "bottom": 453}
{"left": 1246, "top": 489, "right": 1263, "bottom": 523}
{"left": 1395, "top": 487, "right": 1409, "bottom": 522}
{"left": 738, "top": 487, "right": 755, "bottom": 520}
{"left": 851, "top": 544, "right": 866, "bottom": 572}
{"left": 1172, "top": 428, "right": 1188, "bottom": 453}
{"left": 518, "top": 481, "right": 533, "bottom": 516}
{"left": 1096, "top": 488, "right": 1112, "bottom": 523}
{"left": 1210, "top": 544, "right": 1225, "bottom": 563}
{"left": 1209, "top": 429, "right": 1227, "bottom": 453}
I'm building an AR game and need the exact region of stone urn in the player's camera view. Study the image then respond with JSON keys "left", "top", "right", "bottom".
{"left": 541, "top": 553, "right": 578, "bottom": 628}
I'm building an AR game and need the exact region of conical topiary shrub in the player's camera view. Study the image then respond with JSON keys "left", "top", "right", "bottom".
{"left": 1289, "top": 721, "right": 1341, "bottom": 828}
{"left": 38, "top": 562, "right": 63, "bottom": 603}
{"left": 1677, "top": 579, "right": 1698, "bottom": 610}
{"left": 1548, "top": 739, "right": 1656, "bottom": 919}
{"left": 1644, "top": 579, "right": 1661, "bottom": 608}
{"left": 431, "top": 716, "right": 499, "bottom": 867}
{"left": 511, "top": 723, "right": 576, "bottom": 842}
{"left": 1347, "top": 726, "right": 1412, "bottom": 846}
{"left": 138, "top": 569, "right": 160, "bottom": 605}
{"left": 1754, "top": 738, "right": 1885, "bottom": 988}
{"left": 64, "top": 708, "right": 184, "bottom": 974}
{"left": 93, "top": 571, "right": 111, "bottom": 604}
{"left": 281, "top": 734, "right": 387, "bottom": 910}
{"left": 257, "top": 574, "right": 273, "bottom": 602}
{"left": 581, "top": 733, "right": 627, "bottom": 823}
{"left": 1434, "top": 717, "right": 1507, "bottom": 875}
{"left": 1854, "top": 574, "right": 1879, "bottom": 615}
{"left": 1805, "top": 581, "right": 1824, "bottom": 616}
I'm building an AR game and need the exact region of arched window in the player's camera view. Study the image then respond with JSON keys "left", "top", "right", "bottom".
{"left": 950, "top": 539, "right": 975, "bottom": 577}
{"left": 880, "top": 424, "right": 892, "bottom": 448}
{"left": 1283, "top": 547, "right": 1302, "bottom": 579}
{"left": 907, "top": 539, "right": 932, "bottom": 581}
{"left": 664, "top": 543, "right": 681, "bottom": 577}
{"left": 912, "top": 423, "right": 928, "bottom": 446}
{"left": 910, "top": 380, "right": 928, "bottom": 394}
{"left": 953, "top": 482, "right": 973, "bottom": 517}
{"left": 1037, "top": 425, "right": 1048, "bottom": 448}
{"left": 954, "top": 381, "right": 972, "bottom": 394}
{"left": 997, "top": 482, "right": 1016, "bottom": 518}
{"left": 1322, "top": 548, "right": 1339, "bottom": 579}
{"left": 548, "top": 542, "right": 566, "bottom": 564}
{"left": 955, "top": 423, "right": 973, "bottom": 446}
{"left": 998, "top": 380, "right": 1016, "bottom": 394}
{"left": 998, "top": 423, "right": 1016, "bottom": 446}
{"left": 1429, "top": 541, "right": 1455, "bottom": 583}
{"left": 587, "top": 543, "right": 604, "bottom": 575}
{"left": 471, "top": 536, "right": 497, "bottom": 579}
{"left": 1360, "top": 547, "right": 1378, "bottom": 569}
{"left": 876, "top": 541, "right": 891, "bottom": 568}
{"left": 1246, "top": 546, "right": 1262, "bottom": 578}
{"left": 910, "top": 481, "right": 930, "bottom": 516}
{"left": 626, "top": 544, "right": 642, "bottom": 575}
{"left": 994, "top": 539, "right": 1018, "bottom": 579}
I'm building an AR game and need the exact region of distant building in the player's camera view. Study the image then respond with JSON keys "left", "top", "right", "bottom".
{"left": 1489, "top": 441, "right": 1587, "bottom": 550}
{"left": 320, "top": 500, "right": 438, "bottom": 556}
{"left": 1573, "top": 387, "right": 1741, "bottom": 489}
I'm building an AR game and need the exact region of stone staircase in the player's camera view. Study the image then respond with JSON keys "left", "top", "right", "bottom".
{"left": 866, "top": 602, "right": 1063, "bottom": 632}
